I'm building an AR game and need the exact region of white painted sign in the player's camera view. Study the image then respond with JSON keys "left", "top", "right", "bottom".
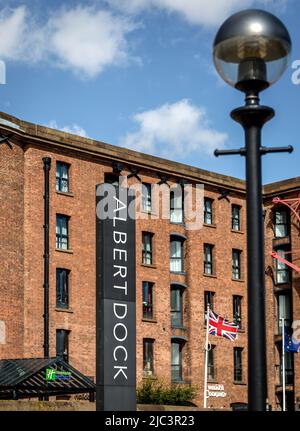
{"left": 207, "top": 384, "right": 227, "bottom": 398}
{"left": 0, "top": 321, "right": 5, "bottom": 344}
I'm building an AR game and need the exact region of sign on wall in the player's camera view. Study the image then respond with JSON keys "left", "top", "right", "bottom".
{"left": 207, "top": 384, "right": 227, "bottom": 398}
{"left": 96, "top": 184, "right": 136, "bottom": 411}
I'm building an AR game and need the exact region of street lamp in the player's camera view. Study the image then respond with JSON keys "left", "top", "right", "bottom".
{"left": 213, "top": 9, "right": 293, "bottom": 411}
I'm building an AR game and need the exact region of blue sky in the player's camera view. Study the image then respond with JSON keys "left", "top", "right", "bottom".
{"left": 0, "top": 0, "right": 299, "bottom": 183}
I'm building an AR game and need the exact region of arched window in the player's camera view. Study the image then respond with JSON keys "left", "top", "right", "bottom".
{"left": 274, "top": 207, "right": 290, "bottom": 238}
{"left": 275, "top": 249, "right": 291, "bottom": 284}
{"left": 171, "top": 337, "right": 187, "bottom": 382}
{"left": 143, "top": 339, "right": 154, "bottom": 377}
{"left": 170, "top": 187, "right": 183, "bottom": 223}
{"left": 171, "top": 285, "right": 185, "bottom": 328}
{"left": 170, "top": 234, "right": 186, "bottom": 272}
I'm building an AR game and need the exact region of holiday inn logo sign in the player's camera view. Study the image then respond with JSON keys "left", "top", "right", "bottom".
{"left": 46, "top": 368, "right": 72, "bottom": 382}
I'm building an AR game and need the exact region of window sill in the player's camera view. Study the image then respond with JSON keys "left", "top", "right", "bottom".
{"left": 56, "top": 191, "right": 74, "bottom": 198}
{"left": 141, "top": 210, "right": 157, "bottom": 217}
{"left": 231, "top": 229, "right": 244, "bottom": 234}
{"left": 55, "top": 248, "right": 74, "bottom": 254}
{"left": 141, "top": 263, "right": 157, "bottom": 269}
{"left": 55, "top": 307, "right": 73, "bottom": 314}
{"left": 233, "top": 381, "right": 247, "bottom": 386}
{"left": 170, "top": 271, "right": 186, "bottom": 276}
{"left": 204, "top": 223, "right": 216, "bottom": 229}
{"left": 170, "top": 221, "right": 185, "bottom": 227}
{"left": 238, "top": 328, "right": 245, "bottom": 333}
{"left": 274, "top": 284, "right": 292, "bottom": 294}
{"left": 274, "top": 282, "right": 291, "bottom": 288}
{"left": 207, "top": 378, "right": 218, "bottom": 383}
{"left": 232, "top": 278, "right": 244, "bottom": 283}
{"left": 171, "top": 325, "right": 187, "bottom": 331}
{"left": 203, "top": 273, "right": 217, "bottom": 279}
{"left": 142, "top": 318, "right": 157, "bottom": 324}
{"left": 273, "top": 236, "right": 291, "bottom": 246}
{"left": 171, "top": 380, "right": 191, "bottom": 386}
{"left": 275, "top": 386, "right": 294, "bottom": 397}
{"left": 143, "top": 374, "right": 157, "bottom": 380}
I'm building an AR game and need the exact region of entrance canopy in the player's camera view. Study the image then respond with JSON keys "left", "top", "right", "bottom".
{"left": 0, "top": 357, "right": 95, "bottom": 400}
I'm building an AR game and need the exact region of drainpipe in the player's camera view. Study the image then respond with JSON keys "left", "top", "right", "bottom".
{"left": 43, "top": 157, "right": 51, "bottom": 358}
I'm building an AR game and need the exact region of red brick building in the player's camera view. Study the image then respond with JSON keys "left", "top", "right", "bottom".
{"left": 0, "top": 112, "right": 299, "bottom": 410}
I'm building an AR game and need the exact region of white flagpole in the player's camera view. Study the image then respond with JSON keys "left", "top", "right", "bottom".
{"left": 204, "top": 303, "right": 210, "bottom": 409}
{"left": 281, "top": 317, "right": 286, "bottom": 412}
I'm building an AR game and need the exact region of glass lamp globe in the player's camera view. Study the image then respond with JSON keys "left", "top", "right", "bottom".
{"left": 213, "top": 9, "right": 292, "bottom": 92}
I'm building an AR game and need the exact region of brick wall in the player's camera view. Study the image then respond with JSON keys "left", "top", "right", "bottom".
{"left": 0, "top": 140, "right": 24, "bottom": 359}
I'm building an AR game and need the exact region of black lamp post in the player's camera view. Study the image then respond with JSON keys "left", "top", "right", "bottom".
{"left": 213, "top": 9, "right": 292, "bottom": 411}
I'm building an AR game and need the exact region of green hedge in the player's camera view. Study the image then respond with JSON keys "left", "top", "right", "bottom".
{"left": 136, "top": 378, "right": 197, "bottom": 406}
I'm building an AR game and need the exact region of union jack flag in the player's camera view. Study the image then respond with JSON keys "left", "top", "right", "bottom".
{"left": 208, "top": 309, "right": 238, "bottom": 341}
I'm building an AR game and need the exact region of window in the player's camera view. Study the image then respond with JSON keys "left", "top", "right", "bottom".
{"left": 278, "top": 294, "right": 291, "bottom": 334}
{"left": 56, "top": 329, "right": 69, "bottom": 362}
{"left": 142, "top": 233, "right": 153, "bottom": 265}
{"left": 275, "top": 250, "right": 290, "bottom": 284}
{"left": 204, "top": 291, "right": 215, "bottom": 316}
{"left": 143, "top": 339, "right": 154, "bottom": 376}
{"left": 232, "top": 250, "right": 241, "bottom": 280}
{"left": 274, "top": 208, "right": 289, "bottom": 238}
{"left": 233, "top": 296, "right": 242, "bottom": 329}
{"left": 234, "top": 348, "right": 243, "bottom": 382}
{"left": 204, "top": 244, "right": 214, "bottom": 275}
{"left": 204, "top": 198, "right": 213, "bottom": 225}
{"left": 56, "top": 215, "right": 69, "bottom": 250}
{"left": 56, "top": 269, "right": 70, "bottom": 309}
{"left": 171, "top": 287, "right": 183, "bottom": 328}
{"left": 142, "top": 282, "right": 154, "bottom": 319}
{"left": 232, "top": 205, "right": 241, "bottom": 231}
{"left": 170, "top": 238, "right": 184, "bottom": 272}
{"left": 56, "top": 162, "right": 69, "bottom": 193}
{"left": 170, "top": 188, "right": 184, "bottom": 223}
{"left": 142, "top": 183, "right": 152, "bottom": 212}
{"left": 207, "top": 345, "right": 216, "bottom": 381}
{"left": 171, "top": 341, "right": 183, "bottom": 382}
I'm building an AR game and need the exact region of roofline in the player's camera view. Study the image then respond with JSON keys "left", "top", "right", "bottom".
{"left": 0, "top": 111, "right": 246, "bottom": 193}
{"left": 263, "top": 177, "right": 300, "bottom": 197}
{"left": 1, "top": 111, "right": 298, "bottom": 197}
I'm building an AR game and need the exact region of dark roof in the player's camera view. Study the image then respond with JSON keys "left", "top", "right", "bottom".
{"left": 0, "top": 357, "right": 95, "bottom": 399}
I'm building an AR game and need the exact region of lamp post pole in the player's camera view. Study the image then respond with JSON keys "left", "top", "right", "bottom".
{"left": 213, "top": 9, "right": 293, "bottom": 411}
{"left": 215, "top": 91, "right": 292, "bottom": 410}
{"left": 233, "top": 95, "right": 272, "bottom": 410}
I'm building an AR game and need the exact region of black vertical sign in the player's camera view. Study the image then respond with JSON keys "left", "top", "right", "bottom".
{"left": 96, "top": 184, "right": 136, "bottom": 411}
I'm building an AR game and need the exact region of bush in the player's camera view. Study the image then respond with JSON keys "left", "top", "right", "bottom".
{"left": 136, "top": 378, "right": 196, "bottom": 406}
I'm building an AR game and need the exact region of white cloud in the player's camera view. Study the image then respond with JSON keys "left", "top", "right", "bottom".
{"left": 0, "top": 6, "right": 27, "bottom": 60}
{"left": 107, "top": 0, "right": 289, "bottom": 26}
{"left": 0, "top": 5, "right": 137, "bottom": 78}
{"left": 47, "top": 7, "right": 137, "bottom": 78}
{"left": 47, "top": 120, "right": 88, "bottom": 138}
{"left": 120, "top": 99, "right": 227, "bottom": 158}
